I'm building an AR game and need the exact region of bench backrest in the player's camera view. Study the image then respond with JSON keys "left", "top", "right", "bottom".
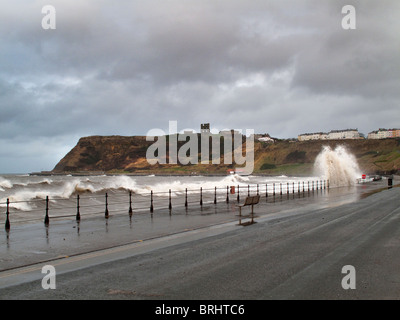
{"left": 252, "top": 195, "right": 260, "bottom": 204}
{"left": 244, "top": 195, "right": 260, "bottom": 205}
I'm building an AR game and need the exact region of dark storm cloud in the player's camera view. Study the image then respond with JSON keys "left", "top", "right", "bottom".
{"left": 0, "top": 0, "right": 399, "bottom": 172}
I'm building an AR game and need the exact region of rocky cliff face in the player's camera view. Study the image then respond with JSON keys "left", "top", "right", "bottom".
{"left": 53, "top": 136, "right": 151, "bottom": 173}
{"left": 52, "top": 135, "right": 400, "bottom": 175}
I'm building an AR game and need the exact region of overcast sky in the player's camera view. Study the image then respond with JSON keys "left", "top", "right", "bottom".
{"left": 0, "top": 0, "right": 399, "bottom": 173}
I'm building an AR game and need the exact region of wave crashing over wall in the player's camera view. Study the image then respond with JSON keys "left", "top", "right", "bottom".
{"left": 314, "top": 145, "right": 361, "bottom": 187}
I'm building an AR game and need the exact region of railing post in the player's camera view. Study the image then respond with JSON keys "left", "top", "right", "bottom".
{"left": 169, "top": 189, "right": 172, "bottom": 211}
{"left": 200, "top": 187, "right": 203, "bottom": 206}
{"left": 248, "top": 185, "right": 250, "bottom": 196}
{"left": 266, "top": 184, "right": 268, "bottom": 198}
{"left": 5, "top": 198, "right": 10, "bottom": 231}
{"left": 257, "top": 184, "right": 259, "bottom": 196}
{"left": 129, "top": 191, "right": 133, "bottom": 216}
{"left": 214, "top": 187, "right": 217, "bottom": 204}
{"left": 237, "top": 185, "right": 240, "bottom": 202}
{"left": 185, "top": 188, "right": 188, "bottom": 207}
{"left": 287, "top": 182, "right": 289, "bottom": 195}
{"left": 226, "top": 186, "right": 229, "bottom": 203}
{"left": 44, "top": 196, "right": 49, "bottom": 226}
{"left": 273, "top": 183, "right": 276, "bottom": 197}
{"left": 150, "top": 190, "right": 154, "bottom": 213}
{"left": 76, "top": 195, "right": 81, "bottom": 221}
{"left": 105, "top": 193, "right": 109, "bottom": 219}
{"left": 280, "top": 183, "right": 282, "bottom": 195}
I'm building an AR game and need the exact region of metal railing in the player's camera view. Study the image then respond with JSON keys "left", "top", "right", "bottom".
{"left": 2, "top": 180, "right": 329, "bottom": 230}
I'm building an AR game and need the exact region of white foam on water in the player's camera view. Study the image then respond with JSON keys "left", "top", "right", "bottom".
{"left": 0, "top": 176, "right": 13, "bottom": 189}
{"left": 140, "top": 174, "right": 251, "bottom": 197}
{"left": 0, "top": 172, "right": 322, "bottom": 211}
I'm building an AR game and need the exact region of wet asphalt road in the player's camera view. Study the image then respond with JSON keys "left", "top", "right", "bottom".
{"left": 1, "top": 183, "right": 399, "bottom": 299}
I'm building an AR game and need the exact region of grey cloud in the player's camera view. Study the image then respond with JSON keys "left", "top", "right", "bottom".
{"left": 291, "top": 0, "right": 400, "bottom": 97}
{"left": 0, "top": 0, "right": 399, "bottom": 173}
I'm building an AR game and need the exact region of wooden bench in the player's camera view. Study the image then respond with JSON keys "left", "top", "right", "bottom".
{"left": 237, "top": 195, "right": 260, "bottom": 225}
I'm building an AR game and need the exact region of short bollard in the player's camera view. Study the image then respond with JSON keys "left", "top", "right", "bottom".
{"left": 388, "top": 175, "right": 393, "bottom": 189}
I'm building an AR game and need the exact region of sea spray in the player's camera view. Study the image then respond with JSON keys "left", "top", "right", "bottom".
{"left": 142, "top": 174, "right": 251, "bottom": 197}
{"left": 0, "top": 176, "right": 13, "bottom": 189}
{"left": 314, "top": 145, "right": 361, "bottom": 187}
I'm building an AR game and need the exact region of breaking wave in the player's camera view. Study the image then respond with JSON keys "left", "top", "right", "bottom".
{"left": 0, "top": 176, "right": 13, "bottom": 190}
{"left": 0, "top": 174, "right": 258, "bottom": 210}
{"left": 146, "top": 174, "right": 251, "bottom": 196}
{"left": 313, "top": 145, "right": 361, "bottom": 187}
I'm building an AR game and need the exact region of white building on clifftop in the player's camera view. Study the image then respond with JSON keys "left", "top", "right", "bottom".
{"left": 298, "top": 129, "right": 362, "bottom": 141}
{"left": 368, "top": 128, "right": 400, "bottom": 139}
{"left": 298, "top": 132, "right": 328, "bottom": 141}
{"left": 327, "top": 129, "right": 361, "bottom": 140}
